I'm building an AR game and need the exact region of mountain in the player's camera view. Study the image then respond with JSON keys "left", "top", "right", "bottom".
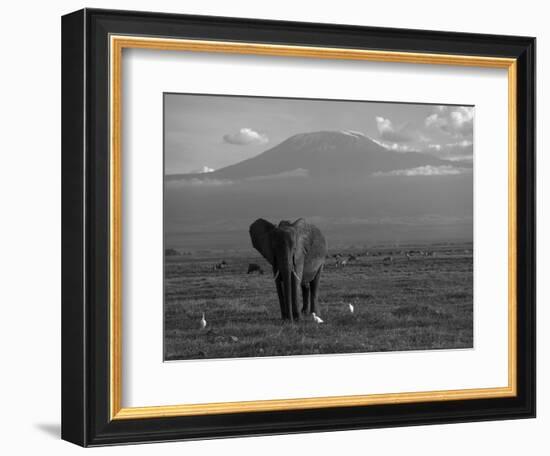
{"left": 166, "top": 130, "right": 449, "bottom": 182}
{"left": 165, "top": 130, "right": 473, "bottom": 249}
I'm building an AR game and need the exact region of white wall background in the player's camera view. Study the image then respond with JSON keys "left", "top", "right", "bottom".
{"left": 0, "top": 0, "right": 544, "bottom": 454}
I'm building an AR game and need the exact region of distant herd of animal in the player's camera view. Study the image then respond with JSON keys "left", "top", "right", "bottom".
{"left": 209, "top": 247, "right": 441, "bottom": 274}
{"left": 330, "top": 249, "right": 438, "bottom": 267}
{"left": 212, "top": 261, "right": 265, "bottom": 274}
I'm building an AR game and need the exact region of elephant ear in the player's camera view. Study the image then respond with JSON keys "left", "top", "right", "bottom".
{"left": 249, "top": 218, "right": 275, "bottom": 265}
{"left": 291, "top": 218, "right": 308, "bottom": 263}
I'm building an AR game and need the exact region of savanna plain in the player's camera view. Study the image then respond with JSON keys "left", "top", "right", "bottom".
{"left": 164, "top": 242, "right": 473, "bottom": 361}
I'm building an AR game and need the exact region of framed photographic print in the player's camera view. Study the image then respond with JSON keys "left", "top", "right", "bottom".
{"left": 61, "top": 8, "right": 536, "bottom": 447}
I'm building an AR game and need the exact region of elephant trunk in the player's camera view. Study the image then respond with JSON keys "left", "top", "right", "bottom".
{"left": 276, "top": 253, "right": 295, "bottom": 321}
{"left": 291, "top": 269, "right": 301, "bottom": 320}
{"left": 282, "top": 268, "right": 293, "bottom": 321}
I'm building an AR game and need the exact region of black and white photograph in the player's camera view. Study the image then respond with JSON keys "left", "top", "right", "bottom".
{"left": 52, "top": 3, "right": 539, "bottom": 450}
{"left": 164, "top": 93, "right": 474, "bottom": 361}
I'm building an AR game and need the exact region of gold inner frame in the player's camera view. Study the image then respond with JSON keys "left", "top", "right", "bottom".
{"left": 109, "top": 35, "right": 518, "bottom": 420}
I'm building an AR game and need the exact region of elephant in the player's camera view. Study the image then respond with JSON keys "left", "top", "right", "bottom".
{"left": 249, "top": 218, "right": 328, "bottom": 321}
{"left": 247, "top": 263, "right": 264, "bottom": 274}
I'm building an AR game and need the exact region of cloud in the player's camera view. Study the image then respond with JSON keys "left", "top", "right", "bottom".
{"left": 373, "top": 107, "right": 473, "bottom": 156}
{"left": 424, "top": 139, "right": 473, "bottom": 161}
{"left": 375, "top": 117, "right": 414, "bottom": 143}
{"left": 446, "top": 155, "right": 473, "bottom": 163}
{"left": 190, "top": 166, "right": 215, "bottom": 174}
{"left": 167, "top": 177, "right": 233, "bottom": 187}
{"left": 424, "top": 106, "right": 474, "bottom": 138}
{"left": 427, "top": 140, "right": 473, "bottom": 151}
{"left": 245, "top": 168, "right": 309, "bottom": 181}
{"left": 223, "top": 128, "right": 269, "bottom": 145}
{"left": 371, "top": 137, "right": 417, "bottom": 153}
{"left": 167, "top": 168, "right": 309, "bottom": 187}
{"left": 372, "top": 165, "right": 470, "bottom": 177}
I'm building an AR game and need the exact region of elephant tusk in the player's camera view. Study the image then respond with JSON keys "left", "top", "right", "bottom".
{"left": 272, "top": 270, "right": 300, "bottom": 281}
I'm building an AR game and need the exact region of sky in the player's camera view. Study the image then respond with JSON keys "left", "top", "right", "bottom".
{"left": 164, "top": 94, "right": 474, "bottom": 174}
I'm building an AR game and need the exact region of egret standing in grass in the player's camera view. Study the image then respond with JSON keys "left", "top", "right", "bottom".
{"left": 200, "top": 312, "right": 207, "bottom": 330}
{"left": 348, "top": 303, "right": 354, "bottom": 314}
{"left": 312, "top": 312, "right": 324, "bottom": 324}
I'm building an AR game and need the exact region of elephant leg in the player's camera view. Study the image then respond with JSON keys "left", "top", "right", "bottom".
{"left": 291, "top": 273, "right": 300, "bottom": 320}
{"left": 310, "top": 267, "right": 323, "bottom": 315}
{"left": 275, "top": 279, "right": 288, "bottom": 320}
{"left": 301, "top": 285, "right": 310, "bottom": 315}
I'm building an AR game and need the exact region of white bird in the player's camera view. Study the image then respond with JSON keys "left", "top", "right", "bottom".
{"left": 312, "top": 312, "right": 324, "bottom": 324}
{"left": 348, "top": 303, "right": 354, "bottom": 314}
{"left": 200, "top": 312, "right": 207, "bottom": 330}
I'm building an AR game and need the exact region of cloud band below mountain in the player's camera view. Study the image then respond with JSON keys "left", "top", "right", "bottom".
{"left": 372, "top": 165, "right": 471, "bottom": 177}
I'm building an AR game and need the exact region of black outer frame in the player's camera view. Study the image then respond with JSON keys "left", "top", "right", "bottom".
{"left": 61, "top": 8, "right": 536, "bottom": 447}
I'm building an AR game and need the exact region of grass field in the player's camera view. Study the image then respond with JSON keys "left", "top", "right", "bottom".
{"left": 164, "top": 243, "right": 473, "bottom": 361}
